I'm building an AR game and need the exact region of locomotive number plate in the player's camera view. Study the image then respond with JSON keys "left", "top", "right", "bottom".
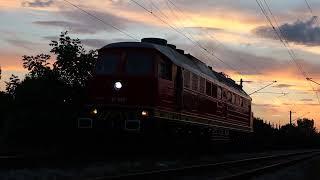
{"left": 111, "top": 97, "right": 127, "bottom": 103}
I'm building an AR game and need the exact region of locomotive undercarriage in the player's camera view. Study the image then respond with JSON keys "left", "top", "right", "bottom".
{"left": 77, "top": 105, "right": 234, "bottom": 143}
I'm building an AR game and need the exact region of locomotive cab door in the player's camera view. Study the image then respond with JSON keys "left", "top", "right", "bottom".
{"left": 175, "top": 66, "right": 183, "bottom": 110}
{"left": 157, "top": 55, "right": 175, "bottom": 110}
{"left": 221, "top": 88, "right": 228, "bottom": 118}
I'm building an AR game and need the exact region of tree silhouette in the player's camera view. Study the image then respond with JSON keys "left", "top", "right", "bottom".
{"left": 0, "top": 32, "right": 100, "bottom": 145}
{"left": 297, "top": 118, "right": 316, "bottom": 137}
{"left": 22, "top": 54, "right": 52, "bottom": 79}
{"left": 50, "top": 31, "right": 97, "bottom": 87}
{"left": 5, "top": 74, "right": 20, "bottom": 97}
{"left": 21, "top": 31, "right": 97, "bottom": 87}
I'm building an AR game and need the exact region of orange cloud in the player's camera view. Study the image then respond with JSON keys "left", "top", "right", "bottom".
{"left": 0, "top": 0, "right": 21, "bottom": 9}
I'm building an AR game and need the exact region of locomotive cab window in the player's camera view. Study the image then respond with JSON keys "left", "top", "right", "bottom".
{"left": 95, "top": 52, "right": 120, "bottom": 75}
{"left": 159, "top": 58, "right": 172, "bottom": 80}
{"left": 126, "top": 51, "right": 153, "bottom": 75}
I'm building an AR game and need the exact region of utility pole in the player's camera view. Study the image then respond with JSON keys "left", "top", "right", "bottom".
{"left": 238, "top": 78, "right": 252, "bottom": 88}
{"left": 290, "top": 110, "right": 292, "bottom": 125}
{"left": 290, "top": 111, "right": 296, "bottom": 125}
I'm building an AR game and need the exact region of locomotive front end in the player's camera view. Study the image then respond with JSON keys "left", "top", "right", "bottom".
{"left": 78, "top": 45, "right": 157, "bottom": 133}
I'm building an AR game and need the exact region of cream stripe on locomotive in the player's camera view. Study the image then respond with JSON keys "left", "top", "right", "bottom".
{"left": 154, "top": 109, "right": 253, "bottom": 132}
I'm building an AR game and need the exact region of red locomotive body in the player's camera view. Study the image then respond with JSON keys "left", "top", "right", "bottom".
{"left": 78, "top": 38, "right": 253, "bottom": 139}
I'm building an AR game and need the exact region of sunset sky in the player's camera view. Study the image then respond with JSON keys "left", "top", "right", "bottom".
{"left": 1, "top": 0, "right": 320, "bottom": 128}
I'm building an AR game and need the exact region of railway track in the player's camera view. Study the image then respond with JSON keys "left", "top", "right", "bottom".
{"left": 91, "top": 150, "right": 320, "bottom": 180}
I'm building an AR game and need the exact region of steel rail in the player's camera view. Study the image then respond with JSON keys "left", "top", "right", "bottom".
{"left": 90, "top": 150, "right": 320, "bottom": 180}
{"left": 217, "top": 152, "right": 320, "bottom": 180}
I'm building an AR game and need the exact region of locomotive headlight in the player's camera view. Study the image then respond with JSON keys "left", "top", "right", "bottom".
{"left": 141, "top": 110, "right": 148, "bottom": 116}
{"left": 114, "top": 81, "right": 122, "bottom": 90}
{"left": 92, "top": 108, "right": 98, "bottom": 115}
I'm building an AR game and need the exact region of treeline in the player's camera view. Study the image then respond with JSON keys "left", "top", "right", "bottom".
{"left": 248, "top": 117, "right": 320, "bottom": 149}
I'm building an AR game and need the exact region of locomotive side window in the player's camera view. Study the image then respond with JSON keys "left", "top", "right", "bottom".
{"left": 126, "top": 52, "right": 153, "bottom": 75}
{"left": 199, "top": 77, "right": 205, "bottom": 94}
{"left": 183, "top": 70, "right": 191, "bottom": 88}
{"left": 217, "top": 87, "right": 222, "bottom": 99}
{"left": 212, "top": 85, "right": 217, "bottom": 98}
{"left": 227, "top": 91, "right": 232, "bottom": 103}
{"left": 206, "top": 81, "right": 212, "bottom": 96}
{"left": 95, "top": 53, "right": 119, "bottom": 74}
{"left": 222, "top": 89, "right": 227, "bottom": 100}
{"left": 232, "top": 93, "right": 235, "bottom": 104}
{"left": 243, "top": 99, "right": 248, "bottom": 109}
{"left": 191, "top": 73, "right": 199, "bottom": 91}
{"left": 236, "top": 96, "right": 240, "bottom": 105}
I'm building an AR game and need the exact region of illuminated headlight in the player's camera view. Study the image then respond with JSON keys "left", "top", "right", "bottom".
{"left": 141, "top": 110, "right": 148, "bottom": 116}
{"left": 92, "top": 108, "right": 98, "bottom": 115}
{"left": 114, "top": 81, "right": 122, "bottom": 90}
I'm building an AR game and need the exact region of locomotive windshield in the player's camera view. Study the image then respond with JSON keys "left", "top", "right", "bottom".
{"left": 95, "top": 53, "right": 119, "bottom": 75}
{"left": 95, "top": 50, "right": 153, "bottom": 75}
{"left": 125, "top": 51, "right": 153, "bottom": 75}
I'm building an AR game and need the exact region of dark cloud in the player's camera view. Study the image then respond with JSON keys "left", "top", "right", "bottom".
{"left": 253, "top": 16, "right": 320, "bottom": 46}
{"left": 33, "top": 21, "right": 99, "bottom": 34}
{"left": 81, "top": 39, "right": 110, "bottom": 49}
{"left": 273, "top": 84, "right": 295, "bottom": 88}
{"left": 43, "top": 36, "right": 131, "bottom": 49}
{"left": 81, "top": 38, "right": 134, "bottom": 49}
{"left": 300, "top": 98, "right": 313, "bottom": 101}
{"left": 283, "top": 102, "right": 320, "bottom": 106}
{"left": 252, "top": 103, "right": 280, "bottom": 108}
{"left": 173, "top": 39, "right": 287, "bottom": 75}
{"left": 43, "top": 36, "right": 58, "bottom": 41}
{"left": 22, "top": 0, "right": 54, "bottom": 7}
{"left": 34, "top": 10, "right": 144, "bottom": 34}
{"left": 5, "top": 39, "right": 42, "bottom": 50}
{"left": 184, "top": 27, "right": 224, "bottom": 32}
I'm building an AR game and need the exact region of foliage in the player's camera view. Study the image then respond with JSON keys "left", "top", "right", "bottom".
{"left": 2, "top": 31, "right": 98, "bottom": 146}
{"left": 297, "top": 118, "right": 316, "bottom": 136}
{"left": 22, "top": 54, "right": 52, "bottom": 79}
{"left": 49, "top": 31, "right": 97, "bottom": 87}
{"left": 21, "top": 31, "right": 97, "bottom": 88}
{"left": 251, "top": 117, "right": 320, "bottom": 149}
{"left": 5, "top": 74, "right": 20, "bottom": 97}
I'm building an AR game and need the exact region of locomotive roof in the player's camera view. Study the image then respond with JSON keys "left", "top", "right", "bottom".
{"left": 100, "top": 41, "right": 250, "bottom": 98}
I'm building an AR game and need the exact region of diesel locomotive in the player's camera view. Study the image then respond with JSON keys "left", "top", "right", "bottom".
{"left": 78, "top": 38, "right": 253, "bottom": 140}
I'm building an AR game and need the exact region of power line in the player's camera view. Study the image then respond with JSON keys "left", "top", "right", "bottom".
{"left": 262, "top": 0, "right": 307, "bottom": 77}
{"left": 249, "top": 81, "right": 277, "bottom": 95}
{"left": 301, "top": 0, "right": 320, "bottom": 104}
{"left": 129, "top": 0, "right": 243, "bottom": 76}
{"left": 255, "top": 0, "right": 320, "bottom": 104}
{"left": 166, "top": 0, "right": 260, "bottom": 75}
{"left": 62, "top": 0, "right": 139, "bottom": 41}
{"left": 303, "top": 0, "right": 320, "bottom": 26}
{"left": 304, "top": 0, "right": 313, "bottom": 13}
